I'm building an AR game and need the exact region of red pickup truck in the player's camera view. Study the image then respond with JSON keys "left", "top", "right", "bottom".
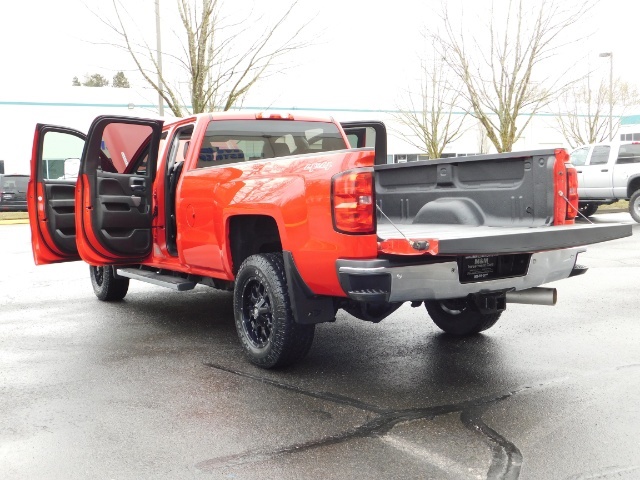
{"left": 28, "top": 113, "right": 632, "bottom": 368}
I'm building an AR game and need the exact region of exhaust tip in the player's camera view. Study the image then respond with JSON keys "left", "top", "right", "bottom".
{"left": 506, "top": 287, "right": 557, "bottom": 306}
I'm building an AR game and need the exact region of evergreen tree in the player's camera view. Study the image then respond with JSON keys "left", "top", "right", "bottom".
{"left": 82, "top": 73, "right": 109, "bottom": 87}
{"left": 112, "top": 71, "right": 131, "bottom": 88}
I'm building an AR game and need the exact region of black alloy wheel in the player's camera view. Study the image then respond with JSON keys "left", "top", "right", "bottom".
{"left": 233, "top": 253, "right": 315, "bottom": 369}
{"left": 241, "top": 278, "right": 274, "bottom": 349}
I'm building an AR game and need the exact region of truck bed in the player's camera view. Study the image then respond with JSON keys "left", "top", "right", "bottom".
{"left": 374, "top": 150, "right": 559, "bottom": 228}
{"left": 374, "top": 150, "right": 632, "bottom": 255}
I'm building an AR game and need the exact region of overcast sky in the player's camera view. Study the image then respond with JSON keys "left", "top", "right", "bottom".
{"left": 1, "top": 0, "right": 636, "bottom": 109}
{"left": 0, "top": 0, "right": 638, "bottom": 171}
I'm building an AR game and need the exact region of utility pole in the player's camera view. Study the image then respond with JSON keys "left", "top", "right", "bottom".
{"left": 599, "top": 52, "right": 613, "bottom": 141}
{"left": 155, "top": 0, "right": 164, "bottom": 116}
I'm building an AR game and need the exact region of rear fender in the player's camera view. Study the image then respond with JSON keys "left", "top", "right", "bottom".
{"left": 217, "top": 150, "right": 378, "bottom": 296}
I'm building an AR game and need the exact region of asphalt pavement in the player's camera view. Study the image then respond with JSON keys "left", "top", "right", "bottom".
{"left": 1, "top": 212, "right": 639, "bottom": 479}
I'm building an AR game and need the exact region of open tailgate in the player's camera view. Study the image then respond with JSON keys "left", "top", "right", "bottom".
{"left": 376, "top": 222, "right": 632, "bottom": 256}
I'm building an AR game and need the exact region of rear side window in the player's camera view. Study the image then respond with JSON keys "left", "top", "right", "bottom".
{"left": 196, "top": 120, "right": 347, "bottom": 168}
{"left": 616, "top": 144, "right": 640, "bottom": 164}
{"left": 588, "top": 146, "right": 610, "bottom": 165}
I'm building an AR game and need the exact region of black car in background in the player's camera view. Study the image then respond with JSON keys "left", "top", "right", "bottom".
{"left": 0, "top": 174, "right": 29, "bottom": 212}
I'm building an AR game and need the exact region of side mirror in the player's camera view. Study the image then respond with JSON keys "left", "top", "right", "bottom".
{"left": 64, "top": 158, "right": 80, "bottom": 179}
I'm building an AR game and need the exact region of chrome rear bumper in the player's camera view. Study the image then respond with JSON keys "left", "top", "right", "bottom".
{"left": 337, "top": 247, "right": 585, "bottom": 303}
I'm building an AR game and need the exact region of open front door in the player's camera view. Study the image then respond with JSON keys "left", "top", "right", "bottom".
{"left": 75, "top": 116, "right": 164, "bottom": 265}
{"left": 28, "top": 124, "right": 86, "bottom": 265}
{"left": 341, "top": 121, "right": 388, "bottom": 165}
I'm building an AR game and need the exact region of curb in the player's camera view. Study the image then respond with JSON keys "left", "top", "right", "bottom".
{"left": 596, "top": 209, "right": 626, "bottom": 214}
{"left": 0, "top": 219, "right": 29, "bottom": 225}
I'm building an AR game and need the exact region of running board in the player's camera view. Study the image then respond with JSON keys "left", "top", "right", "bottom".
{"left": 116, "top": 268, "right": 197, "bottom": 291}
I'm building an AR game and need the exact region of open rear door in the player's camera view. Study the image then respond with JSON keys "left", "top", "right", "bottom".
{"left": 28, "top": 124, "right": 86, "bottom": 265}
{"left": 75, "top": 116, "right": 164, "bottom": 265}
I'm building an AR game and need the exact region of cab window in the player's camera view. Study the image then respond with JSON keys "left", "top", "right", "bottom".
{"left": 588, "top": 146, "right": 610, "bottom": 165}
{"left": 196, "top": 120, "right": 347, "bottom": 169}
{"left": 616, "top": 144, "right": 640, "bottom": 164}
{"left": 569, "top": 147, "right": 589, "bottom": 166}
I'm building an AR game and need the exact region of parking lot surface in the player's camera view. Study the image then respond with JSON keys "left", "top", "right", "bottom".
{"left": 1, "top": 214, "right": 639, "bottom": 479}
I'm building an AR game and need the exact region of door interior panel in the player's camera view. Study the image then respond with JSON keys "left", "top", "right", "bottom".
{"left": 73, "top": 116, "right": 162, "bottom": 262}
{"left": 44, "top": 181, "right": 77, "bottom": 254}
{"left": 97, "top": 176, "right": 135, "bottom": 196}
{"left": 93, "top": 172, "right": 151, "bottom": 255}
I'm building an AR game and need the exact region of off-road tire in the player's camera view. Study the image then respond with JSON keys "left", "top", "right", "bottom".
{"left": 234, "top": 253, "right": 315, "bottom": 369}
{"left": 90, "top": 265, "right": 129, "bottom": 301}
{"left": 425, "top": 298, "right": 502, "bottom": 336}
{"left": 579, "top": 203, "right": 598, "bottom": 218}
{"left": 629, "top": 190, "right": 640, "bottom": 223}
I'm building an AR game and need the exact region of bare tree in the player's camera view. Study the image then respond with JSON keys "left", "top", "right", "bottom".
{"left": 432, "top": 0, "right": 594, "bottom": 152}
{"left": 475, "top": 121, "right": 491, "bottom": 154}
{"left": 100, "top": 0, "right": 310, "bottom": 117}
{"left": 394, "top": 54, "right": 468, "bottom": 159}
{"left": 557, "top": 76, "right": 640, "bottom": 148}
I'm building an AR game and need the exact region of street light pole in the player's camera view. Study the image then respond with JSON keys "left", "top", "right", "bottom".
{"left": 599, "top": 52, "right": 613, "bottom": 141}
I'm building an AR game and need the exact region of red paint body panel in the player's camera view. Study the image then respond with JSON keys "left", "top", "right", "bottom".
{"left": 174, "top": 148, "right": 377, "bottom": 295}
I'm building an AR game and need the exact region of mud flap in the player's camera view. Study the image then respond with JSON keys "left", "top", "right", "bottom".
{"left": 283, "top": 251, "right": 337, "bottom": 325}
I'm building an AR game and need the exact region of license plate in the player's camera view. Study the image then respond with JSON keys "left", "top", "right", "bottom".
{"left": 462, "top": 255, "right": 497, "bottom": 281}
{"left": 459, "top": 254, "right": 530, "bottom": 283}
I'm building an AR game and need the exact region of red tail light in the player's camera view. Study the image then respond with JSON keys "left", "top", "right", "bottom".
{"left": 553, "top": 148, "right": 576, "bottom": 225}
{"left": 565, "top": 163, "right": 579, "bottom": 221}
{"left": 332, "top": 169, "right": 375, "bottom": 234}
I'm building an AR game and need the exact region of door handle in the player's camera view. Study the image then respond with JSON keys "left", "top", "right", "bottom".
{"left": 601, "top": 169, "right": 608, "bottom": 172}
{"left": 576, "top": 170, "right": 582, "bottom": 173}
{"left": 130, "top": 177, "right": 146, "bottom": 193}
